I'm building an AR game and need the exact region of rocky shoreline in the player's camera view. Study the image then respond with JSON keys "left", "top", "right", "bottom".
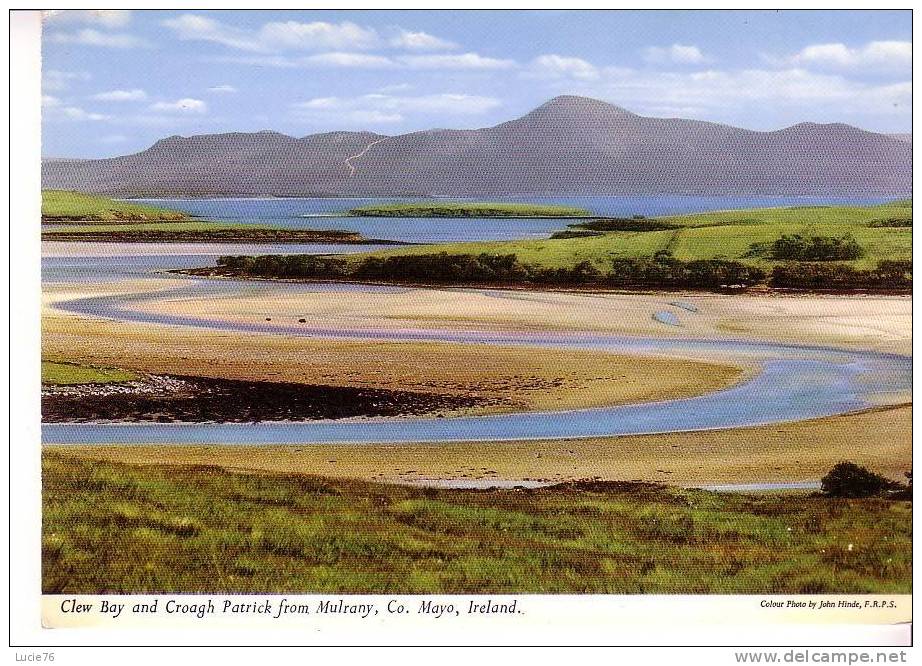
{"left": 41, "top": 373, "right": 497, "bottom": 423}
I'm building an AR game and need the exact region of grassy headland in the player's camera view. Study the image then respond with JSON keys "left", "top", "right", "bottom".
{"left": 42, "top": 190, "right": 188, "bottom": 223}
{"left": 365, "top": 201, "right": 912, "bottom": 271}
{"left": 200, "top": 202, "right": 911, "bottom": 291}
{"left": 347, "top": 201, "right": 591, "bottom": 217}
{"left": 41, "top": 360, "right": 138, "bottom": 385}
{"left": 41, "top": 190, "right": 398, "bottom": 243}
{"left": 42, "top": 452, "right": 911, "bottom": 594}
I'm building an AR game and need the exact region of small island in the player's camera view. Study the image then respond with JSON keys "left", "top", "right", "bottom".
{"left": 346, "top": 201, "right": 592, "bottom": 218}
{"left": 42, "top": 190, "right": 189, "bottom": 223}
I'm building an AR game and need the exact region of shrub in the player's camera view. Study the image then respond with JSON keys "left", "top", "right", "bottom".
{"left": 770, "top": 260, "right": 911, "bottom": 290}
{"left": 217, "top": 254, "right": 349, "bottom": 278}
{"left": 353, "top": 253, "right": 530, "bottom": 284}
{"left": 767, "top": 233, "right": 864, "bottom": 261}
{"left": 821, "top": 462, "right": 900, "bottom": 498}
{"left": 868, "top": 217, "right": 912, "bottom": 228}
{"left": 571, "top": 218, "right": 675, "bottom": 232}
{"left": 525, "top": 260, "right": 602, "bottom": 284}
{"left": 608, "top": 252, "right": 765, "bottom": 289}
{"left": 549, "top": 229, "right": 603, "bottom": 239}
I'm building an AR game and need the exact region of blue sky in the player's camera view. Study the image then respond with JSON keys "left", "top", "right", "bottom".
{"left": 41, "top": 9, "right": 911, "bottom": 158}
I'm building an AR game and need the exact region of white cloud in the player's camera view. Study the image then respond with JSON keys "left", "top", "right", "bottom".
{"left": 550, "top": 65, "right": 910, "bottom": 121}
{"left": 42, "top": 70, "right": 90, "bottom": 92}
{"left": 345, "top": 110, "right": 404, "bottom": 124}
{"left": 257, "top": 20, "right": 379, "bottom": 50}
{"left": 43, "top": 10, "right": 132, "bottom": 28}
{"left": 293, "top": 92, "right": 501, "bottom": 127}
{"left": 782, "top": 40, "right": 911, "bottom": 73}
{"left": 389, "top": 30, "right": 456, "bottom": 51}
{"left": 91, "top": 89, "right": 147, "bottom": 102}
{"left": 399, "top": 53, "right": 516, "bottom": 70}
{"left": 162, "top": 14, "right": 265, "bottom": 52}
{"left": 209, "top": 55, "right": 297, "bottom": 68}
{"left": 213, "top": 51, "right": 515, "bottom": 71}
{"left": 150, "top": 98, "right": 208, "bottom": 114}
{"left": 207, "top": 85, "right": 238, "bottom": 94}
{"left": 301, "top": 52, "right": 395, "bottom": 68}
{"left": 41, "top": 95, "right": 60, "bottom": 107}
{"left": 48, "top": 106, "right": 110, "bottom": 121}
{"left": 45, "top": 29, "right": 148, "bottom": 49}
{"left": 527, "top": 54, "right": 599, "bottom": 80}
{"left": 376, "top": 83, "right": 414, "bottom": 93}
{"left": 163, "top": 14, "right": 380, "bottom": 53}
{"left": 295, "top": 92, "right": 501, "bottom": 117}
{"left": 643, "top": 44, "right": 711, "bottom": 65}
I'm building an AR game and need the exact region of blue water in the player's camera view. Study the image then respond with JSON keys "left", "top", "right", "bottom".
{"left": 41, "top": 244, "right": 390, "bottom": 283}
{"left": 128, "top": 195, "right": 897, "bottom": 244}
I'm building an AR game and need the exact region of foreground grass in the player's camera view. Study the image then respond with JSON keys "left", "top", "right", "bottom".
{"left": 42, "top": 190, "right": 188, "bottom": 222}
{"left": 42, "top": 453, "right": 911, "bottom": 594}
{"left": 348, "top": 201, "right": 591, "bottom": 218}
{"left": 363, "top": 201, "right": 911, "bottom": 271}
{"left": 41, "top": 361, "right": 138, "bottom": 385}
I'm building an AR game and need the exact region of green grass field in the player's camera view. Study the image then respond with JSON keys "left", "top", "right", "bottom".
{"left": 364, "top": 201, "right": 911, "bottom": 271}
{"left": 42, "top": 453, "right": 911, "bottom": 594}
{"left": 41, "top": 361, "right": 138, "bottom": 385}
{"left": 42, "top": 191, "right": 188, "bottom": 222}
{"left": 348, "top": 201, "right": 591, "bottom": 218}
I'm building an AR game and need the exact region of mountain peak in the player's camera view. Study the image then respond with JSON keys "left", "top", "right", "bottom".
{"left": 538, "top": 95, "right": 635, "bottom": 115}
{"left": 513, "top": 96, "right": 639, "bottom": 128}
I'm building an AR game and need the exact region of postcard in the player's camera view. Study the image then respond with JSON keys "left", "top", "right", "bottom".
{"left": 10, "top": 5, "right": 914, "bottom": 653}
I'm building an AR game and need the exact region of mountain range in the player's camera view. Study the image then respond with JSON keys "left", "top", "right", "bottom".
{"left": 42, "top": 95, "right": 911, "bottom": 197}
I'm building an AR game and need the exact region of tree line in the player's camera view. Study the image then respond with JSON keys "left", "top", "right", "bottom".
{"left": 215, "top": 251, "right": 910, "bottom": 291}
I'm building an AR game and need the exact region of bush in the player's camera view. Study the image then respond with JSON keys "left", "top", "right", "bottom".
{"left": 608, "top": 252, "right": 765, "bottom": 289}
{"left": 549, "top": 229, "right": 604, "bottom": 239}
{"left": 821, "top": 462, "right": 900, "bottom": 498}
{"left": 353, "top": 253, "right": 530, "bottom": 284}
{"left": 770, "top": 260, "right": 911, "bottom": 290}
{"left": 571, "top": 218, "right": 675, "bottom": 232}
{"left": 525, "top": 260, "right": 602, "bottom": 285}
{"left": 868, "top": 217, "right": 912, "bottom": 228}
{"left": 768, "top": 233, "right": 864, "bottom": 261}
{"left": 217, "top": 254, "right": 350, "bottom": 278}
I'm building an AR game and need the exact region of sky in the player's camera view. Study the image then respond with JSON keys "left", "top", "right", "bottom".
{"left": 41, "top": 9, "right": 912, "bottom": 158}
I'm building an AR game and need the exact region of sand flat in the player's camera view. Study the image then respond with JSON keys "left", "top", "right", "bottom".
{"left": 50, "top": 404, "right": 911, "bottom": 487}
{"left": 135, "top": 283, "right": 911, "bottom": 355}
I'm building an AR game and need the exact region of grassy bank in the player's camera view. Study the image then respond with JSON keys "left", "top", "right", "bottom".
{"left": 42, "top": 222, "right": 381, "bottom": 244}
{"left": 41, "top": 361, "right": 138, "bottom": 385}
{"left": 205, "top": 202, "right": 911, "bottom": 291}
{"left": 42, "top": 453, "right": 911, "bottom": 594}
{"left": 42, "top": 191, "right": 188, "bottom": 222}
{"left": 366, "top": 201, "right": 912, "bottom": 271}
{"left": 348, "top": 201, "right": 591, "bottom": 217}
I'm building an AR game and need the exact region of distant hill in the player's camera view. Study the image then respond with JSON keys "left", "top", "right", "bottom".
{"left": 42, "top": 95, "right": 911, "bottom": 196}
